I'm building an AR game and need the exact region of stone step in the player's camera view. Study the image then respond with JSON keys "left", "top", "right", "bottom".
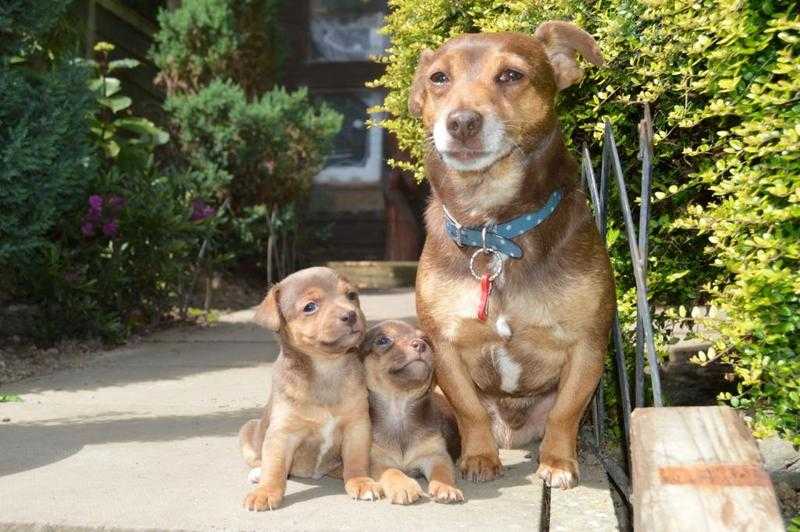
{"left": 326, "top": 260, "right": 418, "bottom": 289}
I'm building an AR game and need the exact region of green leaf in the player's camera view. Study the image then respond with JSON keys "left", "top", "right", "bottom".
{"left": 115, "top": 118, "right": 170, "bottom": 145}
{"left": 105, "top": 139, "right": 120, "bottom": 158}
{"left": 0, "top": 394, "right": 22, "bottom": 403}
{"left": 100, "top": 96, "right": 132, "bottom": 113}
{"left": 88, "top": 77, "right": 121, "bottom": 96}
{"left": 666, "top": 270, "right": 690, "bottom": 282}
{"left": 108, "top": 59, "right": 140, "bottom": 72}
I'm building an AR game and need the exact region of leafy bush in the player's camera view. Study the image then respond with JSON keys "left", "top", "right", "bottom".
{"left": 373, "top": 0, "right": 799, "bottom": 443}
{"left": 0, "top": 61, "right": 97, "bottom": 268}
{"left": 150, "top": 0, "right": 282, "bottom": 98}
{"left": 0, "top": 0, "right": 98, "bottom": 288}
{"left": 165, "top": 80, "right": 341, "bottom": 208}
{"left": 151, "top": 0, "right": 342, "bottom": 280}
{"left": 1, "top": 0, "right": 206, "bottom": 341}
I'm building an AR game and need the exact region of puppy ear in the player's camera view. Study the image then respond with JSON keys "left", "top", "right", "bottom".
{"left": 253, "top": 285, "right": 282, "bottom": 331}
{"left": 408, "top": 48, "right": 434, "bottom": 117}
{"left": 533, "top": 21, "right": 604, "bottom": 90}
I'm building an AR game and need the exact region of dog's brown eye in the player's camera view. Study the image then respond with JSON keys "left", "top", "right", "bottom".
{"left": 429, "top": 71, "right": 448, "bottom": 84}
{"left": 497, "top": 69, "right": 524, "bottom": 83}
{"left": 302, "top": 302, "right": 318, "bottom": 314}
{"left": 375, "top": 335, "right": 392, "bottom": 347}
{"left": 346, "top": 291, "right": 358, "bottom": 301}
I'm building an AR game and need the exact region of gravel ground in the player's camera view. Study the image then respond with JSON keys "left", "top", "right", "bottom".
{"left": 0, "top": 337, "right": 108, "bottom": 388}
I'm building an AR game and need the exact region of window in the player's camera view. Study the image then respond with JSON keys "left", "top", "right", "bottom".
{"left": 308, "top": 0, "right": 388, "bottom": 184}
{"left": 308, "top": 0, "right": 388, "bottom": 62}
{"left": 315, "top": 90, "right": 383, "bottom": 184}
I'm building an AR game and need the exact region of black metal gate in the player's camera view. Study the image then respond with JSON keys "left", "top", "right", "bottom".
{"left": 582, "top": 103, "right": 664, "bottom": 503}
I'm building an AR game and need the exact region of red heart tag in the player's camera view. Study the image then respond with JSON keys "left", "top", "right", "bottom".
{"left": 477, "top": 273, "right": 492, "bottom": 321}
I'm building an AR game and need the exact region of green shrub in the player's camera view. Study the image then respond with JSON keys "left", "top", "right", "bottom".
{"left": 373, "top": 0, "right": 799, "bottom": 443}
{"left": 165, "top": 80, "right": 341, "bottom": 208}
{"left": 1, "top": 1, "right": 204, "bottom": 341}
{"left": 151, "top": 0, "right": 342, "bottom": 280}
{"left": 150, "top": 0, "right": 282, "bottom": 98}
{"left": 0, "top": 0, "right": 98, "bottom": 283}
{"left": 0, "top": 61, "right": 97, "bottom": 269}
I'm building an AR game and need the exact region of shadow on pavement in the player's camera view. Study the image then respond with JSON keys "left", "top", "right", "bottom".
{"left": 0, "top": 407, "right": 261, "bottom": 477}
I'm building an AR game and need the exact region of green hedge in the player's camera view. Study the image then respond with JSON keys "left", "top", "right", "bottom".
{"left": 372, "top": 0, "right": 799, "bottom": 443}
{"left": 164, "top": 80, "right": 341, "bottom": 209}
{"left": 151, "top": 0, "right": 342, "bottom": 278}
{"left": 1, "top": 1, "right": 207, "bottom": 341}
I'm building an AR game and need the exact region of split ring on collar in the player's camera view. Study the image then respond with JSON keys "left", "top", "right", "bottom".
{"left": 469, "top": 248, "right": 503, "bottom": 282}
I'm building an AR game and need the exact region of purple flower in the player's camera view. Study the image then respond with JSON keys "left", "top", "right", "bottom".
{"left": 102, "top": 220, "right": 119, "bottom": 238}
{"left": 88, "top": 194, "right": 103, "bottom": 213}
{"left": 190, "top": 199, "right": 216, "bottom": 222}
{"left": 81, "top": 222, "right": 95, "bottom": 237}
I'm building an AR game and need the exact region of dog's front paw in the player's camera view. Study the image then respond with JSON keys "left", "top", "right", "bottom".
{"left": 384, "top": 475, "right": 424, "bottom": 505}
{"left": 243, "top": 485, "right": 284, "bottom": 511}
{"left": 428, "top": 480, "right": 464, "bottom": 503}
{"left": 536, "top": 454, "right": 579, "bottom": 490}
{"left": 459, "top": 453, "right": 503, "bottom": 482}
{"left": 345, "top": 477, "right": 382, "bottom": 501}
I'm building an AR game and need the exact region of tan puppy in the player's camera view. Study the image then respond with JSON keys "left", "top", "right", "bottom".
{"left": 239, "top": 267, "right": 381, "bottom": 510}
{"left": 361, "top": 320, "right": 464, "bottom": 505}
{"left": 410, "top": 22, "right": 614, "bottom": 489}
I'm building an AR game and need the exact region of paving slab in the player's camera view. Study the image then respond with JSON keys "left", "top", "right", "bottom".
{"left": 0, "top": 289, "right": 617, "bottom": 531}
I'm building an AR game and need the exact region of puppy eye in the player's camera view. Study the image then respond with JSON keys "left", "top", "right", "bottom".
{"left": 497, "top": 69, "right": 524, "bottom": 83}
{"left": 302, "top": 302, "right": 318, "bottom": 314}
{"left": 346, "top": 291, "right": 358, "bottom": 301}
{"left": 375, "top": 335, "right": 392, "bottom": 347}
{"left": 429, "top": 71, "right": 448, "bottom": 84}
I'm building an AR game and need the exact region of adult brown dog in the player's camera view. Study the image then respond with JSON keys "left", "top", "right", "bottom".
{"left": 411, "top": 22, "right": 614, "bottom": 489}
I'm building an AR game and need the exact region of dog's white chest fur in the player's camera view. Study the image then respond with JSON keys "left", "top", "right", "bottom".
{"left": 312, "top": 414, "right": 340, "bottom": 479}
{"left": 492, "top": 346, "right": 522, "bottom": 393}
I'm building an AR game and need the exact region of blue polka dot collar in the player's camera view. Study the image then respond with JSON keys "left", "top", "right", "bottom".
{"left": 442, "top": 189, "right": 563, "bottom": 259}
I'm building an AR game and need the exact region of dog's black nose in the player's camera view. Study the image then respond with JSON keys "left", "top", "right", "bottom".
{"left": 410, "top": 339, "right": 427, "bottom": 354}
{"left": 446, "top": 110, "right": 483, "bottom": 142}
{"left": 340, "top": 310, "right": 357, "bottom": 324}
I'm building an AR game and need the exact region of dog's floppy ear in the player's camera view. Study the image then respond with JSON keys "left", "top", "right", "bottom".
{"left": 408, "top": 48, "right": 435, "bottom": 117}
{"left": 533, "top": 21, "right": 604, "bottom": 90}
{"left": 253, "top": 284, "right": 282, "bottom": 331}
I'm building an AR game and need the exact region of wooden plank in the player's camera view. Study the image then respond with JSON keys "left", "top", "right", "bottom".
{"left": 631, "top": 406, "right": 784, "bottom": 531}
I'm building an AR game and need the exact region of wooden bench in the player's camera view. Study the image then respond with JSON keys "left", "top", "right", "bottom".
{"left": 631, "top": 406, "right": 784, "bottom": 531}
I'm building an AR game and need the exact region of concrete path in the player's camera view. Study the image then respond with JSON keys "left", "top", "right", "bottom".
{"left": 0, "top": 290, "right": 617, "bottom": 531}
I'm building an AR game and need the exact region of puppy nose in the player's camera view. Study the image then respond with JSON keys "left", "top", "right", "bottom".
{"left": 340, "top": 310, "right": 357, "bottom": 324}
{"left": 446, "top": 110, "right": 483, "bottom": 142}
{"left": 410, "top": 339, "right": 427, "bottom": 354}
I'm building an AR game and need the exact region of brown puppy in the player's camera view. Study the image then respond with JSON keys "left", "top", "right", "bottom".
{"left": 239, "top": 267, "right": 381, "bottom": 510}
{"left": 410, "top": 22, "right": 614, "bottom": 489}
{"left": 361, "top": 320, "right": 463, "bottom": 504}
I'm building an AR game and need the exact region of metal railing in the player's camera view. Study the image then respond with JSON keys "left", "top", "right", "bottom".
{"left": 580, "top": 103, "right": 664, "bottom": 504}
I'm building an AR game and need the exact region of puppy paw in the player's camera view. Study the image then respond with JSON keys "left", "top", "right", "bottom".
{"left": 248, "top": 467, "right": 261, "bottom": 484}
{"left": 459, "top": 453, "right": 503, "bottom": 482}
{"left": 428, "top": 480, "right": 464, "bottom": 504}
{"left": 384, "top": 476, "right": 424, "bottom": 505}
{"left": 243, "top": 485, "right": 284, "bottom": 511}
{"left": 536, "top": 455, "right": 579, "bottom": 490}
{"left": 345, "top": 477, "right": 382, "bottom": 501}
